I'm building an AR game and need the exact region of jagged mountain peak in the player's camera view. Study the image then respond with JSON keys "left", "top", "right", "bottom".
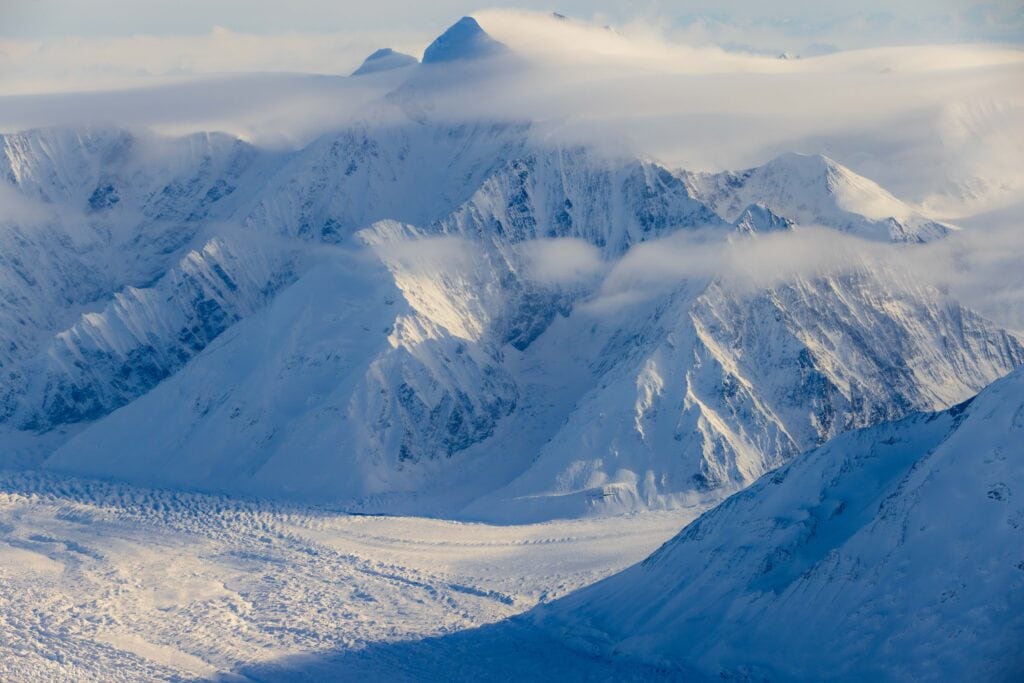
{"left": 352, "top": 48, "right": 418, "bottom": 76}
{"left": 422, "top": 16, "right": 510, "bottom": 64}
{"left": 732, "top": 202, "right": 793, "bottom": 236}
{"left": 686, "top": 151, "right": 954, "bottom": 243}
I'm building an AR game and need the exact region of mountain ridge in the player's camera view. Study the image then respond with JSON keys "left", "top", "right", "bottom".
{"left": 684, "top": 151, "right": 955, "bottom": 242}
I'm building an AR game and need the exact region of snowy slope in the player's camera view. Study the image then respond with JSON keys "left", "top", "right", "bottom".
{"left": 0, "top": 127, "right": 282, "bottom": 428}
{"left": 344, "top": 149, "right": 1017, "bottom": 521}
{"left": 685, "top": 152, "right": 955, "bottom": 242}
{"left": 0, "top": 112, "right": 533, "bottom": 450}
{"left": 469, "top": 260, "right": 1024, "bottom": 522}
{"left": 0, "top": 127, "right": 269, "bottom": 372}
{"left": 43, "top": 251, "right": 405, "bottom": 499}
{"left": 427, "top": 147, "right": 723, "bottom": 254}
{"left": 0, "top": 469, "right": 694, "bottom": 681}
{"left": 240, "top": 117, "right": 531, "bottom": 242}
{"left": 422, "top": 17, "right": 510, "bottom": 65}
{"left": 535, "top": 365, "right": 1024, "bottom": 681}
{"left": 40, "top": 144, "right": 724, "bottom": 502}
{"left": 0, "top": 127, "right": 297, "bottom": 443}
{"left": 17, "top": 234, "right": 297, "bottom": 430}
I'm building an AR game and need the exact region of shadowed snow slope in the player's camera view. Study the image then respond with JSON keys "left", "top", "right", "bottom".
{"left": 468, "top": 264, "right": 1024, "bottom": 522}
{"left": 533, "top": 365, "right": 1024, "bottom": 680}
{"left": 422, "top": 17, "right": 510, "bottom": 65}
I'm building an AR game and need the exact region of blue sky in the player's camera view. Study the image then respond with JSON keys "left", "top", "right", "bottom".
{"left": 3, "top": 0, "right": 1022, "bottom": 45}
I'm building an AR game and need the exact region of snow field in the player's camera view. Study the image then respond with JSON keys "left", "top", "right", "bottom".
{"left": 0, "top": 470, "right": 697, "bottom": 681}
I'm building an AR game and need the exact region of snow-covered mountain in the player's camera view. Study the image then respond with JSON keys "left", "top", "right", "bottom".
{"left": 38, "top": 137, "right": 1024, "bottom": 518}
{"left": 0, "top": 128, "right": 287, "bottom": 431}
{"left": 684, "top": 152, "right": 955, "bottom": 242}
{"left": 2, "top": 17, "right": 1022, "bottom": 522}
{"left": 534, "top": 363, "right": 1024, "bottom": 681}
{"left": 469, "top": 261, "right": 1024, "bottom": 522}
{"left": 352, "top": 48, "right": 419, "bottom": 76}
{"left": 37, "top": 143, "right": 728, "bottom": 502}
{"left": 422, "top": 17, "right": 510, "bottom": 65}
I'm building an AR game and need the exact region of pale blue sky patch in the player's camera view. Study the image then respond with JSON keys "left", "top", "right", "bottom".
{"left": 3, "top": 0, "right": 1022, "bottom": 45}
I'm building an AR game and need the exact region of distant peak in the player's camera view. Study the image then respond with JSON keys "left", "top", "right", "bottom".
{"left": 733, "top": 203, "right": 794, "bottom": 236}
{"left": 352, "top": 48, "right": 418, "bottom": 76}
{"left": 762, "top": 152, "right": 843, "bottom": 177}
{"left": 422, "top": 16, "right": 509, "bottom": 65}
{"left": 768, "top": 151, "right": 833, "bottom": 167}
{"left": 366, "top": 48, "right": 400, "bottom": 61}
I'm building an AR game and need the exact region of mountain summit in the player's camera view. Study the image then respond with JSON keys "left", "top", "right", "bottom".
{"left": 352, "top": 48, "right": 418, "bottom": 76}
{"left": 422, "top": 17, "right": 509, "bottom": 64}
{"left": 685, "top": 152, "right": 954, "bottom": 243}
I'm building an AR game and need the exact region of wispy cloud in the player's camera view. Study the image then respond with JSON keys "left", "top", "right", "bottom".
{"left": 515, "top": 238, "right": 604, "bottom": 286}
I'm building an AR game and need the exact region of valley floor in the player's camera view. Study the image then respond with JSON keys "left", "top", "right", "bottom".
{"left": 0, "top": 471, "right": 695, "bottom": 681}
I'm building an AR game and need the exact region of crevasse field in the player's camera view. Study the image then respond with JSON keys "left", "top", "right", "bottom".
{"left": 0, "top": 471, "right": 697, "bottom": 680}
